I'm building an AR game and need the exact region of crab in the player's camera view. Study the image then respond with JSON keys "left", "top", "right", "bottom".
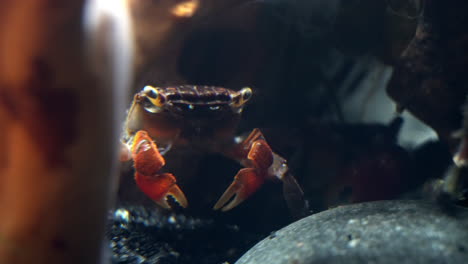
{"left": 120, "top": 85, "right": 306, "bottom": 213}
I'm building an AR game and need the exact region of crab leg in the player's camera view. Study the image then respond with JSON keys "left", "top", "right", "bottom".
{"left": 130, "top": 130, "right": 188, "bottom": 209}
{"left": 214, "top": 129, "right": 278, "bottom": 211}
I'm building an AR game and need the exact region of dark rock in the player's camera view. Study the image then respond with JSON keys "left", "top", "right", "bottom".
{"left": 387, "top": 0, "right": 468, "bottom": 145}
{"left": 236, "top": 200, "right": 468, "bottom": 264}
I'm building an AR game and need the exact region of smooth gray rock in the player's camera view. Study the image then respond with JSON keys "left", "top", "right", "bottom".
{"left": 236, "top": 200, "right": 468, "bottom": 264}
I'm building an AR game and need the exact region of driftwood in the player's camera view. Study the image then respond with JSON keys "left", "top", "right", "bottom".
{"left": 387, "top": 0, "right": 468, "bottom": 147}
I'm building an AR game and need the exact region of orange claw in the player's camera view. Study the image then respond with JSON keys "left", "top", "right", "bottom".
{"left": 131, "top": 131, "right": 165, "bottom": 175}
{"left": 214, "top": 129, "right": 274, "bottom": 211}
{"left": 131, "top": 130, "right": 188, "bottom": 209}
{"left": 135, "top": 172, "right": 188, "bottom": 209}
{"left": 213, "top": 168, "right": 265, "bottom": 211}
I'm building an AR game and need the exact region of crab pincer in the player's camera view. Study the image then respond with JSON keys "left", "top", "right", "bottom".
{"left": 131, "top": 130, "right": 188, "bottom": 209}
{"left": 214, "top": 129, "right": 283, "bottom": 211}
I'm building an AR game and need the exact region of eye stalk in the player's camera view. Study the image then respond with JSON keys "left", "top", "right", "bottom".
{"left": 231, "top": 87, "right": 252, "bottom": 109}
{"left": 240, "top": 87, "right": 252, "bottom": 102}
{"left": 143, "top": 85, "right": 166, "bottom": 107}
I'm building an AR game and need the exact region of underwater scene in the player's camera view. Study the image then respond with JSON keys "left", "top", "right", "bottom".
{"left": 0, "top": 0, "right": 467, "bottom": 263}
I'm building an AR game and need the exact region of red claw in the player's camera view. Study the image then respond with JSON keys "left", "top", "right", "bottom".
{"left": 213, "top": 168, "right": 265, "bottom": 211}
{"left": 135, "top": 172, "right": 188, "bottom": 209}
{"left": 131, "top": 131, "right": 165, "bottom": 175}
{"left": 130, "top": 130, "right": 188, "bottom": 209}
{"left": 214, "top": 129, "right": 274, "bottom": 211}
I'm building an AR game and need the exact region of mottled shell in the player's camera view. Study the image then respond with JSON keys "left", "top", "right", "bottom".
{"left": 150, "top": 85, "right": 251, "bottom": 116}
{"left": 125, "top": 85, "right": 252, "bottom": 147}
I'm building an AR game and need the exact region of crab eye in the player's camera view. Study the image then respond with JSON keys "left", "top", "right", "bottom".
{"left": 144, "top": 86, "right": 158, "bottom": 99}
{"left": 143, "top": 85, "right": 165, "bottom": 107}
{"left": 231, "top": 87, "right": 252, "bottom": 108}
{"left": 240, "top": 87, "right": 252, "bottom": 102}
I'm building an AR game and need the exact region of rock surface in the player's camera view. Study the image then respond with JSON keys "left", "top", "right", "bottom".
{"left": 236, "top": 200, "right": 468, "bottom": 264}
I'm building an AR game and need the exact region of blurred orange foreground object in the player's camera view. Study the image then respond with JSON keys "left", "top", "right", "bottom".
{"left": 0, "top": 0, "right": 133, "bottom": 263}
